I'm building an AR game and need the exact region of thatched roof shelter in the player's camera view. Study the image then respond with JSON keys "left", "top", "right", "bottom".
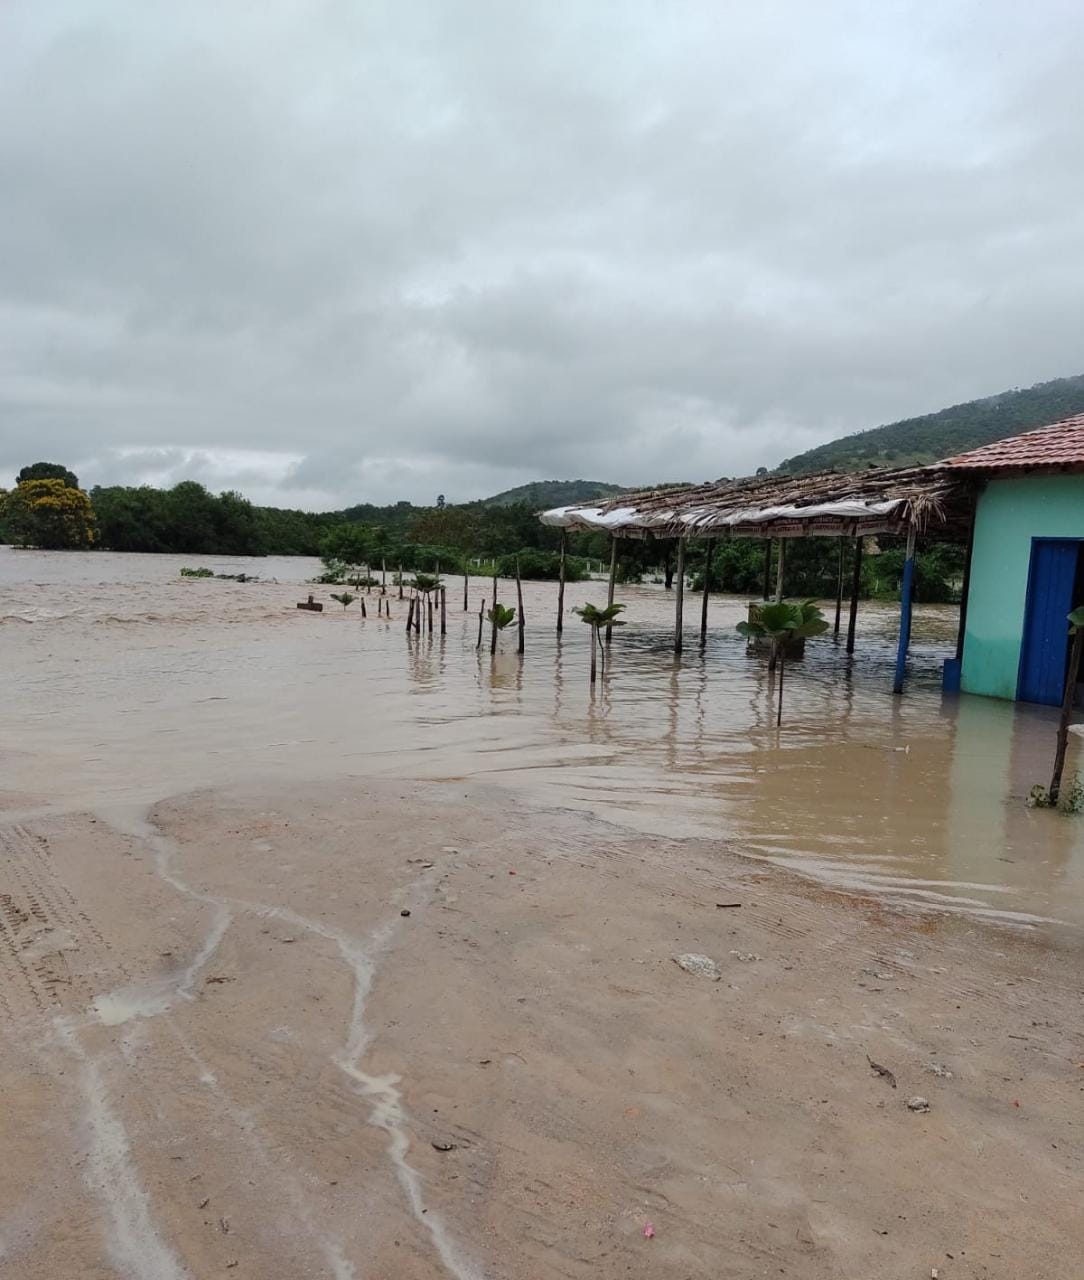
{"left": 540, "top": 464, "right": 974, "bottom": 541}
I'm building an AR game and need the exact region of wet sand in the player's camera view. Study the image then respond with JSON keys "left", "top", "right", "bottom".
{"left": 3, "top": 549, "right": 1084, "bottom": 1277}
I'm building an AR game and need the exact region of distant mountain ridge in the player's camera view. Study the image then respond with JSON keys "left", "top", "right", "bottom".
{"left": 483, "top": 479, "right": 625, "bottom": 509}
{"left": 777, "top": 373, "right": 1084, "bottom": 474}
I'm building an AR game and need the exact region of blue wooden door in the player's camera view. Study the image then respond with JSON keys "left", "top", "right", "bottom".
{"left": 1017, "top": 540, "right": 1080, "bottom": 705}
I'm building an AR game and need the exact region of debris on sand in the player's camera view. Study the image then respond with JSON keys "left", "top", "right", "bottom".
{"left": 907, "top": 1096, "right": 931, "bottom": 1113}
{"left": 867, "top": 1055, "right": 897, "bottom": 1089}
{"left": 400, "top": 909, "right": 411, "bottom": 918}
{"left": 730, "top": 950, "right": 761, "bottom": 962}
{"left": 431, "top": 1140, "right": 457, "bottom": 1152}
{"left": 925, "top": 1062, "right": 954, "bottom": 1079}
{"left": 642, "top": 1222, "right": 655, "bottom": 1239}
{"left": 673, "top": 954, "right": 722, "bottom": 981}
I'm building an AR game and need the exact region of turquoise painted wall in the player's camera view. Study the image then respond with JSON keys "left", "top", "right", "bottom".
{"left": 962, "top": 474, "right": 1084, "bottom": 699}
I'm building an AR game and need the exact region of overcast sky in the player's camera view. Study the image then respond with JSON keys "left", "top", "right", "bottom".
{"left": 3, "top": 2, "right": 1083, "bottom": 509}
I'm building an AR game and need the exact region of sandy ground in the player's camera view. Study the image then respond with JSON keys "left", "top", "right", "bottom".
{"left": 1, "top": 778, "right": 1083, "bottom": 1279}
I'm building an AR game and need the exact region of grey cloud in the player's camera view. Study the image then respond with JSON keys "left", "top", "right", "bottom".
{"left": 3, "top": 1, "right": 1084, "bottom": 506}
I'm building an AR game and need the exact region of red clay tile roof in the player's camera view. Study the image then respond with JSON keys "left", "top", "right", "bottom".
{"left": 938, "top": 414, "right": 1084, "bottom": 471}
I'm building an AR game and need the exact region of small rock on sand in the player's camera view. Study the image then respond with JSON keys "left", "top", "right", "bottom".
{"left": 673, "top": 953, "right": 722, "bottom": 981}
{"left": 907, "top": 1096, "right": 931, "bottom": 1113}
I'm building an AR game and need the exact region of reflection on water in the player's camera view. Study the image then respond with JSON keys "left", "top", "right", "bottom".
{"left": 4, "top": 547, "right": 1082, "bottom": 932}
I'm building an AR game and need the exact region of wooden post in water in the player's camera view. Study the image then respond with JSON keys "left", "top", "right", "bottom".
{"left": 846, "top": 536, "right": 863, "bottom": 655}
{"left": 605, "top": 536, "right": 618, "bottom": 644}
{"left": 774, "top": 538, "right": 786, "bottom": 602}
{"left": 440, "top": 587, "right": 447, "bottom": 636}
{"left": 515, "top": 559, "right": 525, "bottom": 655}
{"left": 590, "top": 624, "right": 598, "bottom": 684}
{"left": 1050, "top": 624, "right": 1084, "bottom": 803}
{"left": 476, "top": 597, "right": 486, "bottom": 649}
{"left": 365, "top": 564, "right": 372, "bottom": 594}
{"left": 674, "top": 536, "right": 686, "bottom": 654}
{"left": 398, "top": 564, "right": 404, "bottom": 600}
{"left": 700, "top": 538, "right": 714, "bottom": 644}
{"left": 427, "top": 592, "right": 434, "bottom": 635}
{"left": 893, "top": 526, "right": 917, "bottom": 695}
{"left": 463, "top": 571, "right": 469, "bottom": 612}
{"left": 406, "top": 596, "right": 415, "bottom": 633}
{"left": 360, "top": 597, "right": 367, "bottom": 619}
{"left": 761, "top": 539, "right": 772, "bottom": 601}
{"left": 556, "top": 530, "right": 567, "bottom": 634}
{"left": 381, "top": 559, "right": 387, "bottom": 594}
{"left": 414, "top": 590, "right": 422, "bottom": 634}
{"left": 490, "top": 600, "right": 499, "bottom": 655}
{"left": 833, "top": 540, "right": 845, "bottom": 638}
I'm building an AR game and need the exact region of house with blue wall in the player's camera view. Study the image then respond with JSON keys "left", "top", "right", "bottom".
{"left": 942, "top": 416, "right": 1084, "bottom": 706}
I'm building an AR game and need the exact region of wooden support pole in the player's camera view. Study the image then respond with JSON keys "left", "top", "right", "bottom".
{"left": 515, "top": 559, "right": 525, "bottom": 654}
{"left": 381, "top": 558, "right": 387, "bottom": 594}
{"left": 605, "top": 536, "right": 618, "bottom": 644}
{"left": 360, "top": 597, "right": 367, "bottom": 619}
{"left": 490, "top": 601, "right": 498, "bottom": 655}
{"left": 365, "top": 564, "right": 371, "bottom": 594}
{"left": 406, "top": 596, "right": 415, "bottom": 633}
{"left": 892, "top": 527, "right": 917, "bottom": 695}
{"left": 428, "top": 593, "right": 434, "bottom": 635}
{"left": 833, "top": 540, "right": 845, "bottom": 638}
{"left": 762, "top": 539, "right": 772, "bottom": 601}
{"left": 674, "top": 536, "right": 686, "bottom": 654}
{"left": 556, "top": 530, "right": 567, "bottom": 634}
{"left": 398, "top": 564, "right": 404, "bottom": 600}
{"left": 955, "top": 511, "right": 977, "bottom": 662}
{"left": 476, "top": 597, "right": 486, "bottom": 649}
{"left": 414, "top": 591, "right": 421, "bottom": 633}
{"left": 463, "top": 571, "right": 469, "bottom": 612}
{"left": 1050, "top": 625, "right": 1084, "bottom": 802}
{"left": 774, "top": 538, "right": 785, "bottom": 602}
{"left": 590, "top": 624, "right": 598, "bottom": 684}
{"left": 440, "top": 587, "right": 447, "bottom": 636}
{"left": 700, "top": 538, "right": 714, "bottom": 643}
{"left": 846, "top": 537, "right": 863, "bottom": 655}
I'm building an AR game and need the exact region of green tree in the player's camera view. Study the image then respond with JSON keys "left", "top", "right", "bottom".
{"left": 573, "top": 602, "right": 627, "bottom": 684}
{"left": 6, "top": 478, "right": 97, "bottom": 549}
{"left": 737, "top": 600, "right": 828, "bottom": 726}
{"left": 17, "top": 461, "right": 80, "bottom": 489}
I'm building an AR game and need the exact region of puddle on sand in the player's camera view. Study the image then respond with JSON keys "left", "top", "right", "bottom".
{"left": 5, "top": 550, "right": 1083, "bottom": 932}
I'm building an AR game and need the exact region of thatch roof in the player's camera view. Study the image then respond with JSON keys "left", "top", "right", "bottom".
{"left": 540, "top": 465, "right": 974, "bottom": 540}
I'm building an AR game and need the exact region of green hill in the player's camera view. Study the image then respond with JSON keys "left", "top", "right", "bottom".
{"left": 777, "top": 373, "right": 1084, "bottom": 474}
{"left": 483, "top": 479, "right": 625, "bottom": 509}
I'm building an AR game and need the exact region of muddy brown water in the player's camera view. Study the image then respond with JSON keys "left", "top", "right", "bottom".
{"left": 4, "top": 546, "right": 1082, "bottom": 933}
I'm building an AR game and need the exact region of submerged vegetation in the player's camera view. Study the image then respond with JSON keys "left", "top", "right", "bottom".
{"left": 574, "top": 602, "right": 627, "bottom": 684}
{"left": 738, "top": 600, "right": 829, "bottom": 726}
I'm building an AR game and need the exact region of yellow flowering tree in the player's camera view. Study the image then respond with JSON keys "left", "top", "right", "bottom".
{"left": 6, "top": 478, "right": 97, "bottom": 549}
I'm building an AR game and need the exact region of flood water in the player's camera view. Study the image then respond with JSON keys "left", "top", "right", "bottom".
{"left": 4, "top": 546, "right": 1082, "bottom": 933}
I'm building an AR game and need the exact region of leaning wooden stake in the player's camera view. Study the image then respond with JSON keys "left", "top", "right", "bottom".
{"left": 674, "top": 536, "right": 686, "bottom": 654}
{"left": 515, "top": 558, "right": 525, "bottom": 654}
{"left": 590, "top": 623, "right": 598, "bottom": 684}
{"left": 700, "top": 538, "right": 714, "bottom": 643}
{"left": 605, "top": 536, "right": 618, "bottom": 644}
{"left": 406, "top": 596, "right": 415, "bottom": 633}
{"left": 846, "top": 537, "right": 863, "bottom": 655}
{"left": 414, "top": 590, "right": 422, "bottom": 633}
{"left": 490, "top": 601, "right": 499, "bottom": 655}
{"left": 1050, "top": 624, "right": 1084, "bottom": 803}
{"left": 476, "top": 597, "right": 486, "bottom": 649}
{"left": 556, "top": 530, "right": 567, "bottom": 633}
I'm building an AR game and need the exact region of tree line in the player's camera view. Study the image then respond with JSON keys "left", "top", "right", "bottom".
{"left": 1, "top": 460, "right": 964, "bottom": 600}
